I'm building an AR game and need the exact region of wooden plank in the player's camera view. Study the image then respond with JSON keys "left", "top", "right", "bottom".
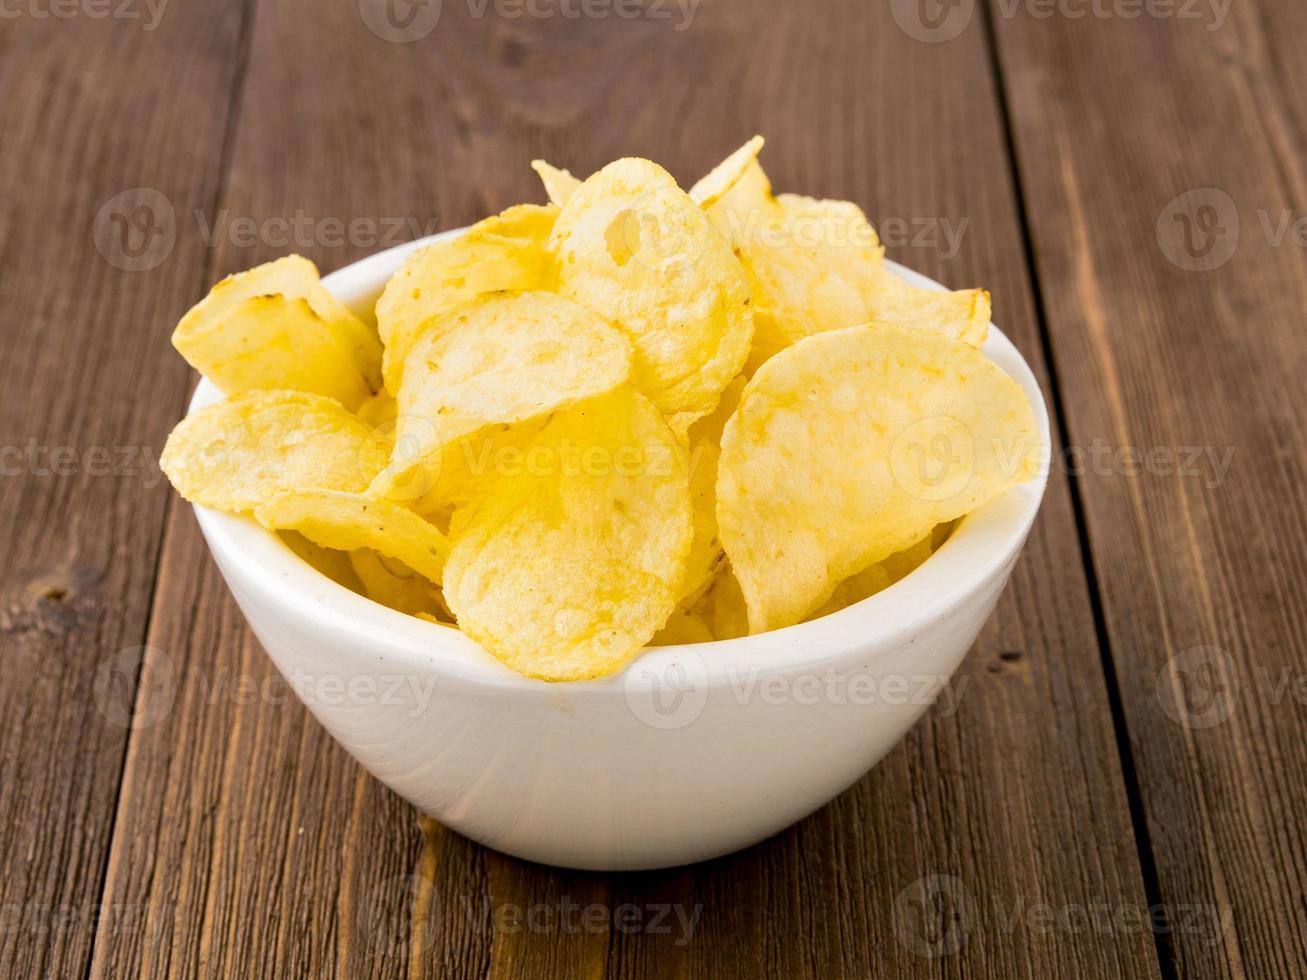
{"left": 0, "top": 6, "right": 250, "bottom": 979}
{"left": 989, "top": 1, "right": 1307, "bottom": 976}
{"left": 93, "top": 1, "right": 1160, "bottom": 978}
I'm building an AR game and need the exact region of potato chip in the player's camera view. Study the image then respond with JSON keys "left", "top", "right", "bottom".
{"left": 409, "top": 418, "right": 549, "bottom": 521}
{"left": 677, "top": 375, "right": 746, "bottom": 602}
{"left": 806, "top": 529, "right": 940, "bottom": 620}
{"left": 708, "top": 161, "right": 988, "bottom": 370}
{"left": 531, "top": 159, "right": 583, "bottom": 207}
{"left": 443, "top": 386, "right": 692, "bottom": 681}
{"left": 717, "top": 324, "right": 1041, "bottom": 633}
{"left": 375, "top": 291, "right": 632, "bottom": 502}
{"left": 173, "top": 256, "right": 382, "bottom": 410}
{"left": 688, "top": 136, "right": 765, "bottom": 209}
{"left": 356, "top": 389, "right": 397, "bottom": 430}
{"left": 280, "top": 531, "right": 363, "bottom": 591}
{"left": 349, "top": 548, "right": 447, "bottom": 616}
{"left": 161, "top": 390, "right": 388, "bottom": 512}
{"left": 550, "top": 158, "right": 753, "bottom": 419}
{"left": 254, "top": 490, "right": 449, "bottom": 585}
{"left": 649, "top": 607, "right": 714, "bottom": 646}
{"left": 696, "top": 565, "right": 749, "bottom": 641}
{"left": 374, "top": 205, "right": 558, "bottom": 392}
{"left": 703, "top": 158, "right": 781, "bottom": 248}
{"left": 864, "top": 270, "right": 990, "bottom": 347}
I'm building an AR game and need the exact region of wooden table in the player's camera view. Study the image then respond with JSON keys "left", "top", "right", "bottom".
{"left": 3, "top": 1, "right": 1303, "bottom": 976}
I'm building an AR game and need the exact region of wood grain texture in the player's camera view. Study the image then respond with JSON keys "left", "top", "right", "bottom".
{"left": 990, "top": 1, "right": 1307, "bottom": 977}
{"left": 0, "top": 6, "right": 248, "bottom": 978}
{"left": 83, "top": 1, "right": 1164, "bottom": 978}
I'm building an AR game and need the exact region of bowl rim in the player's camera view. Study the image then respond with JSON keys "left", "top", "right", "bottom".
{"left": 190, "top": 228, "right": 1051, "bottom": 692}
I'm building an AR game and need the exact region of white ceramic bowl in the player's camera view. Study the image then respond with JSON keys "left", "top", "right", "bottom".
{"left": 191, "top": 231, "right": 1050, "bottom": 871}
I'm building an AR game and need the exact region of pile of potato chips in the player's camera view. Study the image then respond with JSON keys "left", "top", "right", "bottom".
{"left": 162, "top": 138, "right": 1041, "bottom": 681}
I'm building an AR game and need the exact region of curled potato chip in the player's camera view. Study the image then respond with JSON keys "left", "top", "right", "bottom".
{"left": 349, "top": 548, "right": 448, "bottom": 616}
{"left": 717, "top": 324, "right": 1041, "bottom": 633}
{"left": 862, "top": 269, "right": 990, "bottom": 347}
{"left": 376, "top": 291, "right": 632, "bottom": 502}
{"left": 443, "top": 386, "right": 692, "bottom": 681}
{"left": 531, "top": 159, "right": 583, "bottom": 207}
{"left": 550, "top": 158, "right": 753, "bottom": 419}
{"left": 254, "top": 490, "right": 449, "bottom": 585}
{"left": 374, "top": 205, "right": 558, "bottom": 392}
{"left": 161, "top": 390, "right": 388, "bottom": 512}
{"left": 689, "top": 136, "right": 765, "bottom": 209}
{"left": 708, "top": 161, "right": 989, "bottom": 369}
{"left": 173, "top": 256, "right": 382, "bottom": 410}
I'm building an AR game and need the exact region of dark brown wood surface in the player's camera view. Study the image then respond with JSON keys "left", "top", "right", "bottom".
{"left": 0, "top": 0, "right": 1300, "bottom": 977}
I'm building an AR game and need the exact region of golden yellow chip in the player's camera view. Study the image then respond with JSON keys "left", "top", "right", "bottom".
{"left": 443, "top": 386, "right": 692, "bottom": 681}
{"left": 677, "top": 375, "right": 745, "bottom": 602}
{"left": 408, "top": 418, "right": 549, "bottom": 521}
{"left": 717, "top": 325, "right": 1041, "bottom": 633}
{"left": 708, "top": 161, "right": 988, "bottom": 370}
{"left": 531, "top": 159, "right": 583, "bottom": 207}
{"left": 374, "top": 205, "right": 558, "bottom": 392}
{"left": 349, "top": 548, "right": 447, "bottom": 616}
{"left": 173, "top": 256, "right": 382, "bottom": 410}
{"left": 550, "top": 158, "right": 753, "bottom": 419}
{"left": 356, "top": 389, "right": 398, "bottom": 430}
{"left": 254, "top": 490, "right": 449, "bottom": 585}
{"left": 862, "top": 269, "right": 990, "bottom": 347}
{"left": 704, "top": 158, "right": 781, "bottom": 249}
{"left": 649, "top": 607, "right": 714, "bottom": 646}
{"left": 280, "top": 531, "right": 363, "bottom": 591}
{"left": 161, "top": 390, "right": 389, "bottom": 512}
{"left": 806, "top": 529, "right": 940, "bottom": 620}
{"left": 696, "top": 566, "right": 749, "bottom": 641}
{"left": 688, "top": 136, "right": 765, "bottom": 209}
{"left": 375, "top": 291, "right": 632, "bottom": 502}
